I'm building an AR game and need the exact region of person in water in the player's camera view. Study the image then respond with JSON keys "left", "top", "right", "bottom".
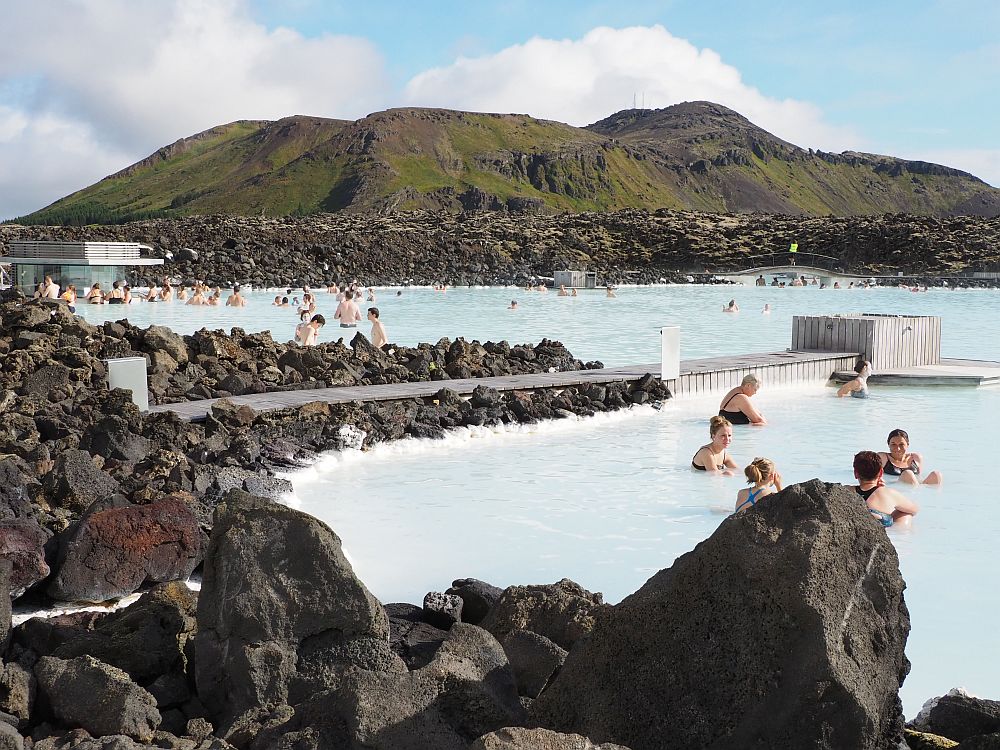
{"left": 368, "top": 307, "right": 387, "bottom": 348}
{"left": 853, "top": 450, "right": 919, "bottom": 527}
{"left": 508, "top": 300, "right": 518, "bottom": 310}
{"left": 878, "top": 428, "right": 943, "bottom": 486}
{"left": 722, "top": 299, "right": 739, "bottom": 313}
{"left": 734, "top": 457, "right": 783, "bottom": 514}
{"left": 691, "top": 416, "right": 738, "bottom": 475}
{"left": 761, "top": 303, "right": 771, "bottom": 315}
{"left": 226, "top": 285, "right": 247, "bottom": 307}
{"left": 719, "top": 374, "right": 766, "bottom": 425}
{"left": 301, "top": 314, "right": 326, "bottom": 346}
{"left": 837, "top": 359, "right": 873, "bottom": 398}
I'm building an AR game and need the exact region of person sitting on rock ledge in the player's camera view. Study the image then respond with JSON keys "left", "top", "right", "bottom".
{"left": 691, "top": 416, "right": 737, "bottom": 475}
{"left": 734, "top": 457, "right": 782, "bottom": 513}
{"left": 719, "top": 375, "right": 766, "bottom": 425}
{"left": 853, "top": 450, "right": 919, "bottom": 527}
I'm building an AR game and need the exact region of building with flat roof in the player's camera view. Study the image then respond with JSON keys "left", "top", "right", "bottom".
{"left": 0, "top": 241, "right": 164, "bottom": 291}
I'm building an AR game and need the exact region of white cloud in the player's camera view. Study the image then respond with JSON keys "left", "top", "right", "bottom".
{"left": 404, "top": 25, "right": 860, "bottom": 152}
{"left": 0, "top": 0, "right": 388, "bottom": 219}
{"left": 0, "top": 109, "right": 133, "bottom": 219}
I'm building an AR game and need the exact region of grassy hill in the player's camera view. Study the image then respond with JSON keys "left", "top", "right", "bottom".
{"left": 16, "top": 102, "right": 1000, "bottom": 224}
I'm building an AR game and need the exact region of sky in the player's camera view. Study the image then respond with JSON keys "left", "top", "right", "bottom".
{"left": 1, "top": 0, "right": 998, "bottom": 220}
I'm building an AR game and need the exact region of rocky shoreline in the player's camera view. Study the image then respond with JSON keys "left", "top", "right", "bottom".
{"left": 4, "top": 210, "right": 1000, "bottom": 289}
{"left": 0, "top": 294, "right": 997, "bottom": 748}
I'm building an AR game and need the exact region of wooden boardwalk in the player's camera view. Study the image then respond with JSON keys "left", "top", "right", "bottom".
{"left": 148, "top": 349, "right": 860, "bottom": 422}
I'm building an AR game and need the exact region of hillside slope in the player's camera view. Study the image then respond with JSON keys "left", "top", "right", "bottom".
{"left": 18, "top": 102, "right": 1000, "bottom": 223}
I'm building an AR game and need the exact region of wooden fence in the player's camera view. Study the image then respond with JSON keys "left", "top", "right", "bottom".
{"left": 791, "top": 314, "right": 941, "bottom": 369}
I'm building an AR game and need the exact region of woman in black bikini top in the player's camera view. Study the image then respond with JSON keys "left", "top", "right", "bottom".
{"left": 718, "top": 374, "right": 766, "bottom": 426}
{"left": 691, "top": 416, "right": 737, "bottom": 474}
{"left": 878, "top": 428, "right": 942, "bottom": 486}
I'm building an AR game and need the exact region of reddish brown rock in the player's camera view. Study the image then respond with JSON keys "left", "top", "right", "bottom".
{"left": 47, "top": 496, "right": 204, "bottom": 602}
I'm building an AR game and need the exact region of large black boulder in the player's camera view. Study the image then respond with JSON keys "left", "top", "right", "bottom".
{"left": 250, "top": 623, "right": 526, "bottom": 750}
{"left": 195, "top": 490, "right": 393, "bottom": 733}
{"left": 531, "top": 480, "right": 911, "bottom": 750}
{"left": 34, "top": 655, "right": 161, "bottom": 742}
{"left": 913, "top": 690, "right": 1000, "bottom": 742}
{"left": 52, "top": 582, "right": 197, "bottom": 684}
{"left": 42, "top": 450, "right": 120, "bottom": 513}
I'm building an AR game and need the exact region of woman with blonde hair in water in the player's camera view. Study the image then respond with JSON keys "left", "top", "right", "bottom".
{"left": 691, "top": 416, "right": 738, "bottom": 476}
{"left": 734, "top": 457, "right": 783, "bottom": 514}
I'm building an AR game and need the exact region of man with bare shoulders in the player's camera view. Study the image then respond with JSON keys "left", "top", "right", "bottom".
{"left": 42, "top": 275, "right": 60, "bottom": 299}
{"left": 226, "top": 285, "right": 247, "bottom": 307}
{"left": 368, "top": 307, "right": 387, "bottom": 348}
{"left": 301, "top": 314, "right": 325, "bottom": 346}
{"left": 335, "top": 292, "right": 362, "bottom": 328}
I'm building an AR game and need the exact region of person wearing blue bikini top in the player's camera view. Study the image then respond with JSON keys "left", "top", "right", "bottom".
{"left": 734, "top": 457, "right": 783, "bottom": 514}
{"left": 853, "top": 451, "right": 919, "bottom": 528}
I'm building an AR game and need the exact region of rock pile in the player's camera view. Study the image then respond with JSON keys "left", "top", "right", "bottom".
{"left": 532, "top": 480, "right": 912, "bottom": 750}
{"left": 0, "top": 479, "right": 934, "bottom": 748}
{"left": 0, "top": 295, "right": 597, "bottom": 405}
{"left": 5, "top": 209, "right": 999, "bottom": 288}
{"left": 0, "top": 295, "right": 665, "bottom": 610}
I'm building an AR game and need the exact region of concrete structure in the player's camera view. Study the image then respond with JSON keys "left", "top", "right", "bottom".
{"left": 553, "top": 270, "right": 598, "bottom": 289}
{"left": 0, "top": 240, "right": 163, "bottom": 292}
{"left": 106, "top": 357, "right": 149, "bottom": 411}
{"left": 660, "top": 326, "right": 680, "bottom": 380}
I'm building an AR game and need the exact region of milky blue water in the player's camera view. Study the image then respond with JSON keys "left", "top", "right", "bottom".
{"left": 78, "top": 284, "right": 1000, "bottom": 715}
{"left": 74, "top": 284, "right": 1000, "bottom": 364}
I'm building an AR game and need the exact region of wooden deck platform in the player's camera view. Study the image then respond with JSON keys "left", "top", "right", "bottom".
{"left": 831, "top": 358, "right": 1000, "bottom": 387}
{"left": 148, "top": 349, "right": 861, "bottom": 422}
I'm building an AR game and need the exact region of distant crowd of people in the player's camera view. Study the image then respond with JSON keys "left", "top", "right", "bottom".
{"left": 33, "top": 275, "right": 390, "bottom": 350}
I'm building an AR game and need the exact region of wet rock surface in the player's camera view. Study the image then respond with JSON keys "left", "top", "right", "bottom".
{"left": 194, "top": 490, "right": 392, "bottom": 731}
{"left": 531, "top": 480, "right": 912, "bottom": 750}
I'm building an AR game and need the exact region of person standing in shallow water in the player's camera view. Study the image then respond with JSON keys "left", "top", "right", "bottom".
{"left": 226, "top": 285, "right": 247, "bottom": 307}
{"left": 368, "top": 307, "right": 387, "bottom": 348}
{"left": 301, "top": 314, "right": 325, "bottom": 346}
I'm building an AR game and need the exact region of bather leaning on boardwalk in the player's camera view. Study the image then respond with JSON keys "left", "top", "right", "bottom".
{"left": 718, "top": 374, "right": 767, "bottom": 425}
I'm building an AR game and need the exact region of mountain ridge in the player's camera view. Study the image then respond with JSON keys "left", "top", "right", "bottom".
{"left": 16, "top": 101, "right": 1000, "bottom": 224}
